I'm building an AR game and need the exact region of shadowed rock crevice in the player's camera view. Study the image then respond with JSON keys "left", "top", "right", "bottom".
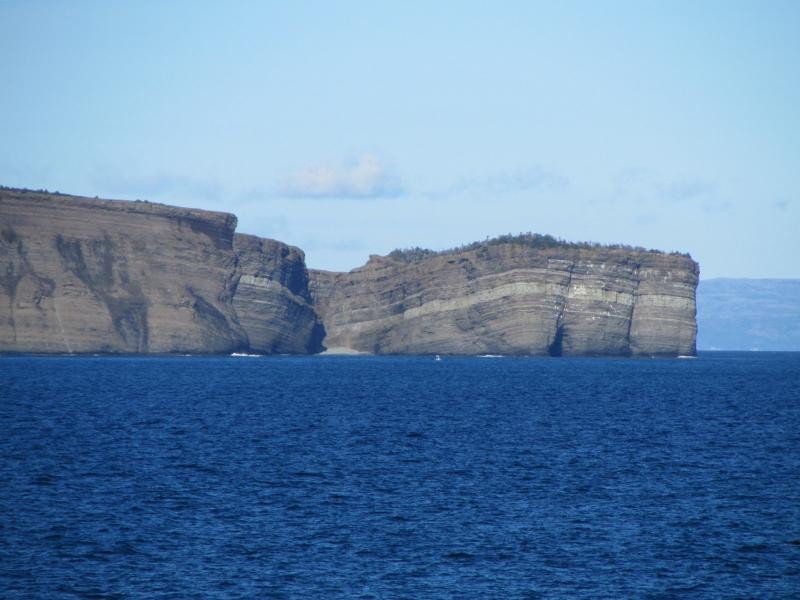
{"left": 548, "top": 325, "right": 564, "bottom": 357}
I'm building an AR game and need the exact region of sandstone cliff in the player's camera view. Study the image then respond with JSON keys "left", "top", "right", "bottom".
{"left": 232, "top": 233, "right": 324, "bottom": 354}
{"left": 0, "top": 189, "right": 320, "bottom": 354}
{"left": 1, "top": 187, "right": 698, "bottom": 356}
{"left": 310, "top": 242, "right": 698, "bottom": 356}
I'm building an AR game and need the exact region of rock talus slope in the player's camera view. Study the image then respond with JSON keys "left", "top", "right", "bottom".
{"left": 310, "top": 244, "right": 698, "bottom": 356}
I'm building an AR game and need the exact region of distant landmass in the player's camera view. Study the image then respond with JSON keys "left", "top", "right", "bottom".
{"left": 1, "top": 187, "right": 698, "bottom": 356}
{"left": 697, "top": 279, "right": 800, "bottom": 351}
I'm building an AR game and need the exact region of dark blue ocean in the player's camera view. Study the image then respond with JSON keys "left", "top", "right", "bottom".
{"left": 1, "top": 353, "right": 799, "bottom": 598}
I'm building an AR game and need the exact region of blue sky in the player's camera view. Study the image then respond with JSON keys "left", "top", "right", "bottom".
{"left": 1, "top": 1, "right": 798, "bottom": 277}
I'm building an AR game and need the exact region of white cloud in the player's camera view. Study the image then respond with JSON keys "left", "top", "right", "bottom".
{"left": 282, "top": 155, "right": 403, "bottom": 199}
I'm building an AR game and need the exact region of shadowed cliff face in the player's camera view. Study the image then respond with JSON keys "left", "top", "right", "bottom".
{"left": 232, "top": 234, "right": 324, "bottom": 354}
{"left": 310, "top": 244, "right": 698, "bottom": 356}
{"left": 0, "top": 189, "right": 246, "bottom": 353}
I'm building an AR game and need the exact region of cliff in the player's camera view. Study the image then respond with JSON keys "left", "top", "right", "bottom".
{"left": 1, "top": 187, "right": 698, "bottom": 356}
{"left": 310, "top": 242, "right": 698, "bottom": 356}
{"left": 232, "top": 233, "right": 324, "bottom": 354}
{"left": 0, "top": 189, "right": 319, "bottom": 354}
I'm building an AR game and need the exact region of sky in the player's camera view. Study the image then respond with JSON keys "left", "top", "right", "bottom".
{"left": 1, "top": 1, "right": 798, "bottom": 277}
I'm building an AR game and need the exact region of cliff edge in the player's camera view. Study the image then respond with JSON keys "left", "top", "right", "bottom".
{"left": 0, "top": 188, "right": 321, "bottom": 354}
{"left": 310, "top": 240, "right": 698, "bottom": 356}
{"left": 1, "top": 188, "right": 697, "bottom": 356}
{"left": 1, "top": 189, "right": 247, "bottom": 353}
{"left": 232, "top": 233, "right": 324, "bottom": 354}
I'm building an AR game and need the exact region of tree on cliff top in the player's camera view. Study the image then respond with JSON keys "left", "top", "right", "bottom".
{"left": 388, "top": 232, "right": 689, "bottom": 263}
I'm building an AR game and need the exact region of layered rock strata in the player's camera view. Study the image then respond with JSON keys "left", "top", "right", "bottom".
{"left": 310, "top": 244, "right": 698, "bottom": 356}
{"left": 0, "top": 189, "right": 319, "bottom": 354}
{"left": 232, "top": 233, "right": 324, "bottom": 354}
{"left": 0, "top": 189, "right": 247, "bottom": 353}
{"left": 1, "top": 187, "right": 698, "bottom": 356}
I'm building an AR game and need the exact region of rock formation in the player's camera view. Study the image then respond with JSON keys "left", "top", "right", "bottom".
{"left": 1, "top": 187, "right": 698, "bottom": 356}
{"left": 310, "top": 242, "right": 698, "bottom": 356}
{"left": 0, "top": 188, "right": 245, "bottom": 353}
{"left": 232, "top": 233, "right": 324, "bottom": 354}
{"left": 0, "top": 188, "right": 320, "bottom": 354}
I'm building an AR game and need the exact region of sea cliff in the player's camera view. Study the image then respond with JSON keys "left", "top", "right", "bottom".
{"left": 232, "top": 233, "right": 324, "bottom": 354}
{"left": 0, "top": 188, "right": 319, "bottom": 354}
{"left": 1, "top": 187, "right": 698, "bottom": 356}
{"left": 310, "top": 242, "right": 698, "bottom": 356}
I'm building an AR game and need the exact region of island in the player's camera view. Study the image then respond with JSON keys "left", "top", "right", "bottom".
{"left": 1, "top": 187, "right": 698, "bottom": 356}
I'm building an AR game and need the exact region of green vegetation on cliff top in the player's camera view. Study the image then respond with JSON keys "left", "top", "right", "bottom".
{"left": 388, "top": 232, "right": 690, "bottom": 263}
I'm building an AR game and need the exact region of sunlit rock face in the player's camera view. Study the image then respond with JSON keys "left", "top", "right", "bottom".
{"left": 0, "top": 188, "right": 246, "bottom": 353}
{"left": 310, "top": 244, "right": 698, "bottom": 357}
{"left": 0, "top": 187, "right": 697, "bottom": 357}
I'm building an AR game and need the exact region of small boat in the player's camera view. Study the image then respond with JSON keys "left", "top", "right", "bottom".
{"left": 434, "top": 354, "right": 441, "bottom": 361}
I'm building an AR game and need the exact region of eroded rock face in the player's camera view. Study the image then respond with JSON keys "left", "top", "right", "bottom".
{"left": 1, "top": 187, "right": 698, "bottom": 357}
{"left": 310, "top": 244, "right": 698, "bottom": 356}
{"left": 232, "top": 234, "right": 324, "bottom": 354}
{"left": 0, "top": 189, "right": 246, "bottom": 353}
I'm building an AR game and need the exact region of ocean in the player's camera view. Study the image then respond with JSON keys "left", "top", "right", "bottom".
{"left": 1, "top": 353, "right": 799, "bottom": 598}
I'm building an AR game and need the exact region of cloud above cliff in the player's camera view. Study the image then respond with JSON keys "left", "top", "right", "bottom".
{"left": 281, "top": 155, "right": 403, "bottom": 199}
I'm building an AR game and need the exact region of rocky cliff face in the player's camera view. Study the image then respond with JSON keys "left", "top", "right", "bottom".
{"left": 0, "top": 189, "right": 321, "bottom": 354}
{"left": 232, "top": 233, "right": 324, "bottom": 354}
{"left": 310, "top": 244, "right": 698, "bottom": 356}
{"left": 1, "top": 187, "right": 698, "bottom": 356}
{"left": 1, "top": 189, "right": 247, "bottom": 353}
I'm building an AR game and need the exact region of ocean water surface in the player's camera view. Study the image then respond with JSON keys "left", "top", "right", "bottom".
{"left": 1, "top": 352, "right": 799, "bottom": 598}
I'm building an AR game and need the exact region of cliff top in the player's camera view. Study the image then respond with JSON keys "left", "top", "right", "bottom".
{"left": 0, "top": 185, "right": 238, "bottom": 232}
{"left": 234, "top": 232, "right": 306, "bottom": 260}
{"left": 387, "top": 232, "right": 692, "bottom": 263}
